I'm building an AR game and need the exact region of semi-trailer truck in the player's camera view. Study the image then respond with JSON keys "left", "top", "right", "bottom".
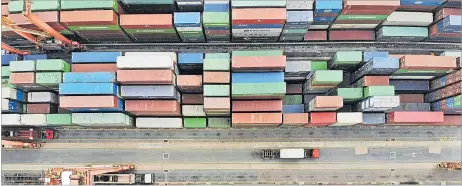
{"left": 438, "top": 162, "right": 461, "bottom": 170}
{"left": 93, "top": 173, "right": 154, "bottom": 185}
{"left": 261, "top": 148, "right": 320, "bottom": 159}
{"left": 1, "top": 128, "right": 56, "bottom": 140}
{"left": 1, "top": 140, "right": 41, "bottom": 149}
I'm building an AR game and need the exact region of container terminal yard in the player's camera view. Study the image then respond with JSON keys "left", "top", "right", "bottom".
{"left": 1, "top": 0, "right": 462, "bottom": 185}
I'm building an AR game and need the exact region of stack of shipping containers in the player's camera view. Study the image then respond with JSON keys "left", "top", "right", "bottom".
{"left": 280, "top": 1, "right": 313, "bottom": 42}
{"left": 203, "top": 53, "right": 231, "bottom": 128}
{"left": 174, "top": 12, "right": 205, "bottom": 42}
{"left": 203, "top": 0, "right": 230, "bottom": 42}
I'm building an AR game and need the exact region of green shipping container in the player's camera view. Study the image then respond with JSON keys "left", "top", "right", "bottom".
{"left": 232, "top": 50, "right": 284, "bottom": 56}
{"left": 203, "top": 58, "right": 230, "bottom": 71}
{"left": 311, "top": 61, "right": 328, "bottom": 70}
{"left": 36, "top": 59, "right": 71, "bottom": 72}
{"left": 124, "top": 29, "right": 177, "bottom": 34}
{"left": 331, "top": 51, "right": 362, "bottom": 66}
{"left": 8, "top": 0, "right": 60, "bottom": 13}
{"left": 364, "top": 86, "right": 395, "bottom": 98}
{"left": 311, "top": 70, "right": 343, "bottom": 85}
{"left": 337, "top": 88, "right": 363, "bottom": 101}
{"left": 120, "top": 0, "right": 174, "bottom": 4}
{"left": 204, "top": 85, "right": 230, "bottom": 97}
{"left": 336, "top": 15, "right": 389, "bottom": 21}
{"left": 72, "top": 113, "right": 133, "bottom": 127}
{"left": 67, "top": 25, "right": 122, "bottom": 31}
{"left": 47, "top": 114, "right": 72, "bottom": 125}
{"left": 184, "top": 117, "right": 207, "bottom": 129}
{"left": 2, "top": 66, "right": 10, "bottom": 77}
{"left": 454, "top": 94, "right": 461, "bottom": 107}
{"left": 283, "top": 95, "right": 303, "bottom": 105}
{"left": 393, "top": 69, "right": 447, "bottom": 74}
{"left": 203, "top": 12, "right": 230, "bottom": 27}
{"left": 9, "top": 60, "right": 35, "bottom": 72}
{"left": 206, "top": 53, "right": 230, "bottom": 60}
{"left": 379, "top": 26, "right": 429, "bottom": 37}
{"left": 35, "top": 72, "right": 62, "bottom": 86}
{"left": 232, "top": 82, "right": 286, "bottom": 97}
{"left": 61, "top": 0, "right": 119, "bottom": 11}
{"left": 208, "top": 118, "right": 231, "bottom": 128}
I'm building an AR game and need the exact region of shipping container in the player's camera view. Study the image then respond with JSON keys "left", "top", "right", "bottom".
{"left": 387, "top": 111, "right": 444, "bottom": 124}
{"left": 117, "top": 56, "right": 175, "bottom": 70}
{"left": 232, "top": 113, "right": 282, "bottom": 127}
{"left": 204, "top": 97, "right": 230, "bottom": 115}
{"left": 388, "top": 103, "right": 431, "bottom": 112}
{"left": 232, "top": 100, "right": 283, "bottom": 112}
{"left": 9, "top": 60, "right": 35, "bottom": 72}
{"left": 308, "top": 96, "right": 343, "bottom": 111}
{"left": 72, "top": 113, "right": 134, "bottom": 127}
{"left": 203, "top": 85, "right": 230, "bottom": 97}
{"left": 208, "top": 117, "right": 231, "bottom": 128}
{"left": 182, "top": 94, "right": 204, "bottom": 105}
{"left": 46, "top": 114, "right": 72, "bottom": 125}
{"left": 357, "top": 96, "right": 400, "bottom": 112}
{"left": 120, "top": 85, "right": 180, "bottom": 100}
{"left": 390, "top": 80, "right": 429, "bottom": 93}
{"left": 184, "top": 117, "right": 207, "bottom": 129}
{"left": 384, "top": 11, "right": 433, "bottom": 26}
{"left": 362, "top": 113, "right": 386, "bottom": 124}
{"left": 178, "top": 53, "right": 204, "bottom": 72}
{"left": 64, "top": 72, "right": 116, "bottom": 83}
{"left": 28, "top": 92, "right": 57, "bottom": 103}
{"left": 2, "top": 98, "right": 23, "bottom": 113}
{"left": 136, "top": 118, "right": 183, "bottom": 129}
{"left": 59, "top": 83, "right": 119, "bottom": 96}
{"left": 125, "top": 100, "right": 181, "bottom": 116}
{"left": 282, "top": 113, "right": 309, "bottom": 127}
{"left": 329, "top": 30, "right": 375, "bottom": 41}
{"left": 232, "top": 82, "right": 286, "bottom": 99}
{"left": 286, "top": 84, "right": 303, "bottom": 94}
{"left": 71, "top": 64, "right": 118, "bottom": 72}
{"left": 399, "top": 94, "right": 424, "bottom": 103}
{"left": 304, "top": 30, "right": 328, "bottom": 41}
{"left": 354, "top": 76, "right": 390, "bottom": 87}
{"left": 177, "top": 75, "right": 202, "bottom": 93}
{"left": 332, "top": 112, "right": 363, "bottom": 126}
{"left": 1, "top": 87, "right": 25, "bottom": 102}
{"left": 232, "top": 56, "right": 286, "bottom": 71}
{"left": 26, "top": 103, "right": 57, "bottom": 114}
{"left": 283, "top": 104, "right": 305, "bottom": 113}
{"left": 203, "top": 72, "right": 230, "bottom": 84}
{"left": 117, "top": 70, "right": 176, "bottom": 85}
{"left": 72, "top": 52, "right": 122, "bottom": 63}
{"left": 351, "top": 57, "right": 399, "bottom": 82}
{"left": 1, "top": 114, "right": 21, "bottom": 125}
{"left": 20, "top": 114, "right": 46, "bottom": 126}
{"left": 377, "top": 26, "right": 429, "bottom": 41}
{"left": 232, "top": 72, "right": 284, "bottom": 83}
{"left": 308, "top": 112, "right": 336, "bottom": 126}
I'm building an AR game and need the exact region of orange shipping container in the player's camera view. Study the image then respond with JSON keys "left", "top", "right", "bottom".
{"left": 120, "top": 14, "right": 173, "bottom": 29}
{"left": 72, "top": 64, "right": 118, "bottom": 72}
{"left": 307, "top": 112, "right": 336, "bottom": 126}
{"left": 398, "top": 94, "right": 424, "bottom": 103}
{"left": 10, "top": 72, "right": 35, "bottom": 84}
{"left": 399, "top": 55, "right": 456, "bottom": 71}
{"left": 117, "top": 70, "right": 175, "bottom": 85}
{"left": 203, "top": 72, "right": 230, "bottom": 84}
{"left": 2, "top": 5, "right": 8, "bottom": 16}
{"left": 362, "top": 76, "right": 389, "bottom": 86}
{"left": 125, "top": 100, "right": 181, "bottom": 116}
{"left": 177, "top": 75, "right": 202, "bottom": 92}
{"left": 182, "top": 94, "right": 204, "bottom": 105}
{"left": 282, "top": 113, "right": 309, "bottom": 126}
{"left": 60, "top": 10, "right": 118, "bottom": 26}
{"left": 232, "top": 8, "right": 287, "bottom": 25}
{"left": 232, "top": 113, "right": 282, "bottom": 124}
{"left": 232, "top": 100, "right": 283, "bottom": 112}
{"left": 232, "top": 56, "right": 286, "bottom": 71}
{"left": 26, "top": 104, "right": 57, "bottom": 114}
{"left": 204, "top": 97, "right": 230, "bottom": 111}
{"left": 60, "top": 96, "right": 119, "bottom": 109}
{"left": 312, "top": 96, "right": 343, "bottom": 109}
{"left": 387, "top": 111, "right": 444, "bottom": 124}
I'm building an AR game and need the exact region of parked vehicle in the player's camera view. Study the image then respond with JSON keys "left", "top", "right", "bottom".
{"left": 438, "top": 162, "right": 461, "bottom": 170}
{"left": 1, "top": 140, "right": 41, "bottom": 149}
{"left": 93, "top": 173, "right": 154, "bottom": 185}
{"left": 261, "top": 148, "right": 320, "bottom": 159}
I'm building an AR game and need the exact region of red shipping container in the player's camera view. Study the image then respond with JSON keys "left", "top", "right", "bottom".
{"left": 60, "top": 10, "right": 118, "bottom": 26}
{"left": 329, "top": 30, "right": 375, "bottom": 41}
{"left": 177, "top": 75, "right": 203, "bottom": 92}
{"left": 307, "top": 112, "right": 336, "bottom": 126}
{"left": 182, "top": 94, "right": 204, "bottom": 105}
{"left": 282, "top": 113, "right": 309, "bottom": 126}
{"left": 1, "top": 5, "right": 8, "bottom": 16}
{"left": 360, "top": 76, "right": 390, "bottom": 86}
{"left": 26, "top": 104, "right": 57, "bottom": 114}
{"left": 304, "top": 30, "right": 327, "bottom": 41}
{"left": 120, "top": 14, "right": 173, "bottom": 29}
{"left": 72, "top": 63, "right": 118, "bottom": 72}
{"left": 341, "top": 0, "right": 399, "bottom": 14}
{"left": 439, "top": 115, "right": 462, "bottom": 126}
{"left": 387, "top": 112, "right": 444, "bottom": 124}
{"left": 117, "top": 70, "right": 175, "bottom": 85}
{"left": 286, "top": 84, "right": 303, "bottom": 94}
{"left": 312, "top": 96, "right": 343, "bottom": 109}
{"left": 204, "top": 97, "right": 230, "bottom": 112}
{"left": 10, "top": 72, "right": 35, "bottom": 84}
{"left": 232, "top": 8, "right": 287, "bottom": 25}
{"left": 8, "top": 11, "right": 68, "bottom": 32}
{"left": 232, "top": 100, "right": 283, "bottom": 112}
{"left": 232, "top": 56, "right": 286, "bottom": 71}
{"left": 125, "top": 100, "right": 181, "bottom": 116}
{"left": 60, "top": 96, "right": 120, "bottom": 109}
{"left": 232, "top": 113, "right": 282, "bottom": 124}
{"left": 203, "top": 72, "right": 230, "bottom": 84}
{"left": 399, "top": 55, "right": 457, "bottom": 71}
{"left": 398, "top": 94, "right": 424, "bottom": 103}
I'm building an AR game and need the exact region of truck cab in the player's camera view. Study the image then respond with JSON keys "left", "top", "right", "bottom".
{"left": 40, "top": 129, "right": 56, "bottom": 139}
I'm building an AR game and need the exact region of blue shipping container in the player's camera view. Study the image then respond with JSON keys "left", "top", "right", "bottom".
{"left": 66, "top": 97, "right": 124, "bottom": 112}
{"left": 400, "top": 0, "right": 446, "bottom": 6}
{"left": 437, "top": 15, "right": 461, "bottom": 33}
{"left": 232, "top": 72, "right": 284, "bottom": 83}
{"left": 390, "top": 80, "right": 430, "bottom": 92}
{"left": 1, "top": 54, "right": 19, "bottom": 66}
{"left": 72, "top": 52, "right": 122, "bottom": 63}
{"left": 286, "top": 11, "right": 313, "bottom": 25}
{"left": 314, "top": 0, "right": 342, "bottom": 14}
{"left": 3, "top": 99, "right": 23, "bottom": 113}
{"left": 283, "top": 104, "right": 305, "bottom": 113}
{"left": 362, "top": 113, "right": 386, "bottom": 124}
{"left": 204, "top": 3, "right": 229, "bottom": 12}
{"left": 174, "top": 12, "right": 201, "bottom": 27}
{"left": 313, "top": 16, "right": 336, "bottom": 23}
{"left": 59, "top": 83, "right": 119, "bottom": 96}
{"left": 63, "top": 72, "right": 116, "bottom": 83}
{"left": 363, "top": 52, "right": 389, "bottom": 62}
{"left": 178, "top": 53, "right": 204, "bottom": 64}
{"left": 23, "top": 54, "right": 47, "bottom": 60}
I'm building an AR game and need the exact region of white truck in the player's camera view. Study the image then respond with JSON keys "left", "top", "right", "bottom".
{"left": 93, "top": 173, "right": 154, "bottom": 185}
{"left": 261, "top": 148, "right": 320, "bottom": 159}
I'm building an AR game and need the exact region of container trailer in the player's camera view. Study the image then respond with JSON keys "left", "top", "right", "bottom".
{"left": 93, "top": 173, "right": 155, "bottom": 185}
{"left": 1, "top": 140, "right": 41, "bottom": 149}
{"left": 1, "top": 128, "right": 56, "bottom": 140}
{"left": 438, "top": 162, "right": 461, "bottom": 170}
{"left": 261, "top": 148, "right": 320, "bottom": 159}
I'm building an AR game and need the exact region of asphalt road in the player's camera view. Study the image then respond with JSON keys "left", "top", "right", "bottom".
{"left": 51, "top": 127, "right": 462, "bottom": 141}
{"left": 2, "top": 147, "right": 460, "bottom": 164}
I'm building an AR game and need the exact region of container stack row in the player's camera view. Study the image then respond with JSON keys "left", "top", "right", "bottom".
{"left": 2, "top": 0, "right": 461, "bottom": 45}
{"left": 1, "top": 51, "right": 461, "bottom": 128}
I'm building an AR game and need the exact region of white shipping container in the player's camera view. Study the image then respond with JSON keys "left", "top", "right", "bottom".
{"left": 136, "top": 118, "right": 183, "bottom": 129}
{"left": 232, "top": 28, "right": 283, "bottom": 37}
{"left": 286, "top": 0, "right": 314, "bottom": 10}
{"left": 121, "top": 85, "right": 180, "bottom": 100}
{"left": 28, "top": 92, "right": 58, "bottom": 103}
{"left": 383, "top": 12, "right": 433, "bottom": 26}
{"left": 117, "top": 56, "right": 175, "bottom": 70}
{"left": 286, "top": 61, "right": 311, "bottom": 73}
{"left": 72, "top": 113, "right": 133, "bottom": 127}
{"left": 1, "top": 114, "right": 21, "bottom": 125}
{"left": 308, "top": 25, "right": 329, "bottom": 29}
{"left": 439, "top": 51, "right": 461, "bottom": 57}
{"left": 176, "top": 27, "right": 203, "bottom": 32}
{"left": 1, "top": 87, "right": 21, "bottom": 101}
{"left": 124, "top": 52, "right": 177, "bottom": 62}
{"left": 330, "top": 24, "right": 378, "bottom": 29}
{"left": 182, "top": 105, "right": 206, "bottom": 116}
{"left": 280, "top": 149, "right": 305, "bottom": 159}
{"left": 334, "top": 112, "right": 363, "bottom": 126}
{"left": 21, "top": 114, "right": 47, "bottom": 126}
{"left": 2, "top": 98, "right": 10, "bottom": 110}
{"left": 359, "top": 96, "right": 400, "bottom": 111}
